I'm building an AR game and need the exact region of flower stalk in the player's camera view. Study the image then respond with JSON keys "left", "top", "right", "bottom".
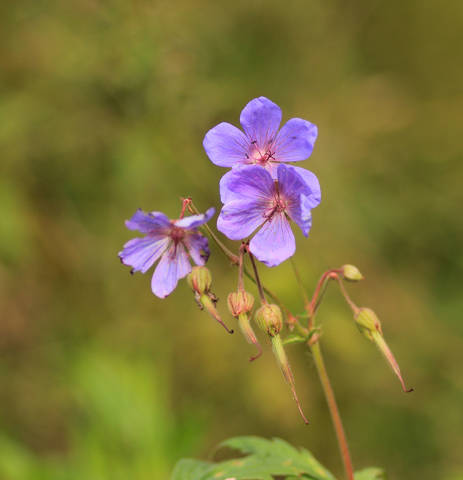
{"left": 310, "top": 341, "right": 354, "bottom": 480}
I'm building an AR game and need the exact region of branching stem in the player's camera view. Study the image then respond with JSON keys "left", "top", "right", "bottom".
{"left": 290, "top": 265, "right": 355, "bottom": 480}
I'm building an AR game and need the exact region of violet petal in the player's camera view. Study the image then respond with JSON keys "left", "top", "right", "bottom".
{"left": 203, "top": 122, "right": 249, "bottom": 167}
{"left": 249, "top": 213, "right": 296, "bottom": 267}
{"left": 240, "top": 97, "right": 282, "bottom": 147}
{"left": 119, "top": 235, "right": 170, "bottom": 273}
{"left": 151, "top": 243, "right": 191, "bottom": 298}
{"left": 274, "top": 118, "right": 318, "bottom": 162}
{"left": 219, "top": 164, "right": 274, "bottom": 205}
{"left": 217, "top": 200, "right": 266, "bottom": 240}
{"left": 125, "top": 210, "right": 170, "bottom": 233}
{"left": 287, "top": 166, "right": 321, "bottom": 209}
{"left": 184, "top": 233, "right": 210, "bottom": 266}
{"left": 174, "top": 207, "right": 215, "bottom": 229}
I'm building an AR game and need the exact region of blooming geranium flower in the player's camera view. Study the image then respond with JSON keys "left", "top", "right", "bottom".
{"left": 119, "top": 207, "right": 215, "bottom": 298}
{"left": 203, "top": 96, "right": 318, "bottom": 186}
{"left": 218, "top": 164, "right": 321, "bottom": 266}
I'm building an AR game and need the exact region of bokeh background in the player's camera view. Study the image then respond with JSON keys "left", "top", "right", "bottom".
{"left": 1, "top": 0, "right": 462, "bottom": 479}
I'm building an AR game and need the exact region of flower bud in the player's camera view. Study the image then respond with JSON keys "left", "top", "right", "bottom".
{"left": 354, "top": 307, "right": 382, "bottom": 340}
{"left": 255, "top": 304, "right": 283, "bottom": 337}
{"left": 227, "top": 291, "right": 254, "bottom": 317}
{"left": 342, "top": 264, "right": 364, "bottom": 282}
{"left": 187, "top": 266, "right": 212, "bottom": 294}
{"left": 198, "top": 293, "right": 234, "bottom": 334}
{"left": 237, "top": 312, "right": 262, "bottom": 361}
{"left": 354, "top": 307, "right": 413, "bottom": 393}
{"left": 271, "top": 334, "right": 308, "bottom": 424}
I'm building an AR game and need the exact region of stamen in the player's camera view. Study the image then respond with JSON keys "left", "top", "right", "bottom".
{"left": 179, "top": 197, "right": 192, "bottom": 219}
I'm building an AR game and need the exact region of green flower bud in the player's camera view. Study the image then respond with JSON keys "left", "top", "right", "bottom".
{"left": 342, "top": 264, "right": 364, "bottom": 282}
{"left": 187, "top": 266, "right": 212, "bottom": 294}
{"left": 354, "top": 307, "right": 413, "bottom": 393}
{"left": 255, "top": 303, "right": 283, "bottom": 337}
{"left": 237, "top": 312, "right": 262, "bottom": 362}
{"left": 354, "top": 307, "right": 382, "bottom": 340}
{"left": 227, "top": 291, "right": 255, "bottom": 317}
{"left": 198, "top": 293, "right": 234, "bottom": 334}
{"left": 271, "top": 334, "right": 308, "bottom": 424}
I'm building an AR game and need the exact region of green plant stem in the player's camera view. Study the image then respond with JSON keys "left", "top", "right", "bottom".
{"left": 310, "top": 341, "right": 354, "bottom": 480}
{"left": 291, "top": 265, "right": 354, "bottom": 480}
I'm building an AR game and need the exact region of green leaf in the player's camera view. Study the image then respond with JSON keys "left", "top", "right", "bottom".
{"left": 282, "top": 333, "right": 308, "bottom": 345}
{"left": 171, "top": 458, "right": 214, "bottom": 480}
{"left": 354, "top": 467, "right": 386, "bottom": 480}
{"left": 172, "top": 436, "right": 388, "bottom": 480}
{"left": 172, "top": 436, "right": 336, "bottom": 480}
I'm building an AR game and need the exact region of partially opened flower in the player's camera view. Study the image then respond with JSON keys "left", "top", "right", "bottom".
{"left": 119, "top": 207, "right": 215, "bottom": 298}
{"left": 203, "top": 96, "right": 318, "bottom": 186}
{"left": 217, "top": 164, "right": 320, "bottom": 266}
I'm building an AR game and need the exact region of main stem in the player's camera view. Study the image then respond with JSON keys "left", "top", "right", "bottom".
{"left": 310, "top": 341, "right": 354, "bottom": 480}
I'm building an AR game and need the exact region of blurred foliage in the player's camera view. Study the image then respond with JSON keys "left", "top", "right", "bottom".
{"left": 0, "top": 0, "right": 462, "bottom": 479}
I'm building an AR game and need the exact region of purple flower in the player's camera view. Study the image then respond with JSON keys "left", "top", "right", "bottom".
{"left": 119, "top": 207, "right": 215, "bottom": 298}
{"left": 217, "top": 164, "right": 320, "bottom": 267}
{"left": 203, "top": 96, "right": 318, "bottom": 184}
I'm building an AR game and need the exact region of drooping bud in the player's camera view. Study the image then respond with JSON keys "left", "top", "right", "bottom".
{"left": 255, "top": 303, "right": 283, "bottom": 337}
{"left": 238, "top": 312, "right": 262, "bottom": 361}
{"left": 227, "top": 291, "right": 254, "bottom": 316}
{"left": 342, "top": 264, "right": 364, "bottom": 282}
{"left": 187, "top": 266, "right": 212, "bottom": 294}
{"left": 188, "top": 267, "right": 233, "bottom": 334}
{"left": 227, "top": 291, "right": 261, "bottom": 361}
{"left": 199, "top": 293, "right": 234, "bottom": 334}
{"left": 271, "top": 334, "right": 309, "bottom": 424}
{"left": 354, "top": 307, "right": 382, "bottom": 340}
{"left": 354, "top": 308, "right": 413, "bottom": 393}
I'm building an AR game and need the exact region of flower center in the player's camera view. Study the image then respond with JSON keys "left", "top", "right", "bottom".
{"left": 170, "top": 226, "right": 185, "bottom": 244}
{"left": 264, "top": 181, "right": 287, "bottom": 220}
{"left": 247, "top": 141, "right": 275, "bottom": 166}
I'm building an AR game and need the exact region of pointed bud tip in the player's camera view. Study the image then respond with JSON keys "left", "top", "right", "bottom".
{"left": 342, "top": 264, "right": 364, "bottom": 282}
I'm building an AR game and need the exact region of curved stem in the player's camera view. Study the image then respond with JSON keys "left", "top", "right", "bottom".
{"left": 310, "top": 341, "right": 354, "bottom": 480}
{"left": 336, "top": 277, "right": 360, "bottom": 315}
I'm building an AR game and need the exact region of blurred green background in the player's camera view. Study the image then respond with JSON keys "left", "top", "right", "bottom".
{"left": 1, "top": 0, "right": 462, "bottom": 479}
